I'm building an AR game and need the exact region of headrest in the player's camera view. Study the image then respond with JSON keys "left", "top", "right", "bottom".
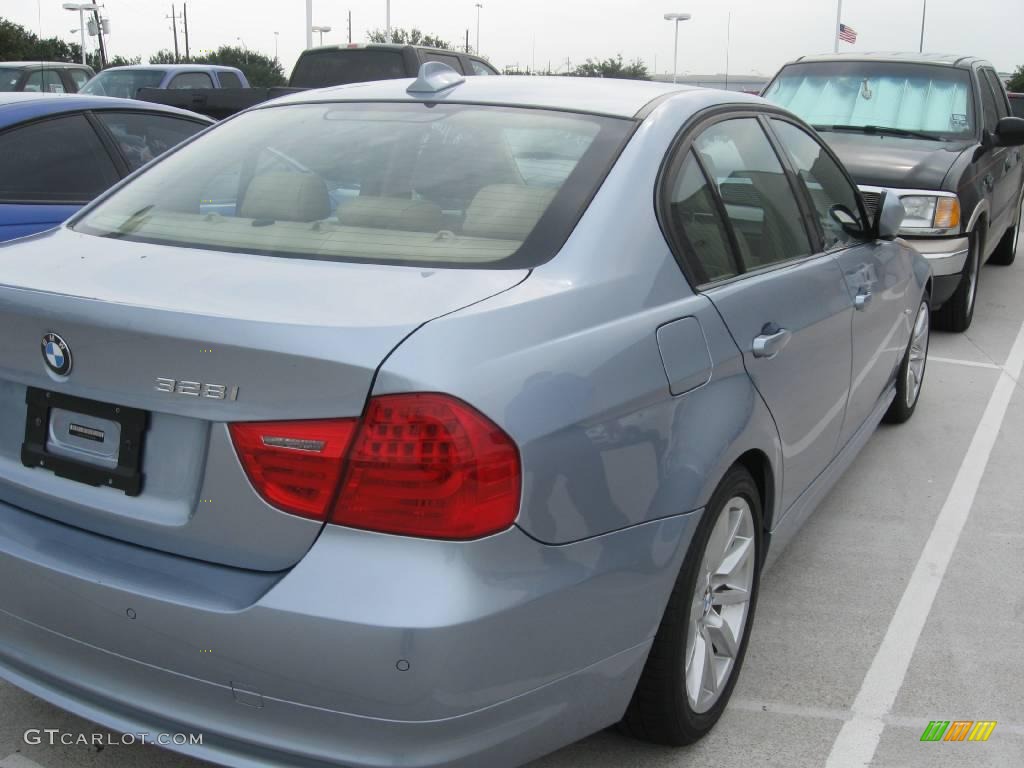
{"left": 239, "top": 172, "right": 330, "bottom": 222}
{"left": 462, "top": 184, "right": 556, "bottom": 241}
{"left": 337, "top": 197, "right": 442, "bottom": 232}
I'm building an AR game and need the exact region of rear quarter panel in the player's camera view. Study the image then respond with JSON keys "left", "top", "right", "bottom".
{"left": 374, "top": 92, "right": 784, "bottom": 544}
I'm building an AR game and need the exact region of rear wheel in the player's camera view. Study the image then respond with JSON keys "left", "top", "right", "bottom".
{"left": 884, "top": 296, "right": 929, "bottom": 424}
{"left": 933, "top": 231, "right": 980, "bottom": 332}
{"left": 620, "top": 465, "right": 762, "bottom": 745}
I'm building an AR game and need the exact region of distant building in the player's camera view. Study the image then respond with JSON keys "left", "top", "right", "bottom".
{"left": 652, "top": 73, "right": 769, "bottom": 93}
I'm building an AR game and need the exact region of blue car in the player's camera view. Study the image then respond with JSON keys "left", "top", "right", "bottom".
{"left": 0, "top": 93, "right": 212, "bottom": 241}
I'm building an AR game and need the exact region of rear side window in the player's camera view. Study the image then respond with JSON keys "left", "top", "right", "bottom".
{"left": 0, "top": 114, "right": 119, "bottom": 203}
{"left": 42, "top": 70, "right": 66, "bottom": 93}
{"left": 421, "top": 52, "right": 464, "bottom": 73}
{"left": 96, "top": 111, "right": 206, "bottom": 171}
{"left": 290, "top": 50, "right": 406, "bottom": 87}
{"left": 770, "top": 119, "right": 866, "bottom": 250}
{"left": 74, "top": 103, "right": 633, "bottom": 268}
{"left": 217, "top": 71, "right": 243, "bottom": 88}
{"left": 693, "top": 118, "right": 811, "bottom": 270}
{"left": 664, "top": 151, "right": 738, "bottom": 283}
{"left": 22, "top": 71, "right": 43, "bottom": 92}
{"left": 169, "top": 72, "right": 213, "bottom": 89}
{"left": 1011, "top": 97, "right": 1024, "bottom": 120}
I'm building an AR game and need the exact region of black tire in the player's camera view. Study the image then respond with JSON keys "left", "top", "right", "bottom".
{"left": 620, "top": 465, "right": 763, "bottom": 746}
{"left": 884, "top": 295, "right": 930, "bottom": 424}
{"left": 933, "top": 231, "right": 980, "bottom": 332}
{"left": 989, "top": 216, "right": 1018, "bottom": 266}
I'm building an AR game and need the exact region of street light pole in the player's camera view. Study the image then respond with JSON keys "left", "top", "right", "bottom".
{"left": 919, "top": 0, "right": 927, "bottom": 52}
{"left": 305, "top": 0, "right": 313, "bottom": 49}
{"left": 312, "top": 25, "right": 332, "bottom": 46}
{"left": 663, "top": 12, "right": 691, "bottom": 85}
{"left": 62, "top": 3, "right": 100, "bottom": 65}
{"left": 274, "top": 31, "right": 279, "bottom": 61}
{"left": 475, "top": 3, "right": 483, "bottom": 55}
{"left": 386, "top": 1, "right": 391, "bottom": 42}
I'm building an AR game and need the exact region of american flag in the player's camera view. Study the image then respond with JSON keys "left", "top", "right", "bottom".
{"left": 838, "top": 23, "right": 858, "bottom": 44}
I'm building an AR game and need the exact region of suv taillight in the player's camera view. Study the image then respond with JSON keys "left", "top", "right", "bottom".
{"left": 229, "top": 394, "right": 521, "bottom": 539}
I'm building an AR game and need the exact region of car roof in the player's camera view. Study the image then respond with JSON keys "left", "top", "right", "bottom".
{"left": 98, "top": 64, "right": 241, "bottom": 73}
{"left": 304, "top": 43, "right": 490, "bottom": 60}
{"left": 0, "top": 61, "right": 92, "bottom": 69}
{"left": 0, "top": 92, "right": 215, "bottom": 127}
{"left": 267, "top": 75, "right": 701, "bottom": 119}
{"left": 785, "top": 52, "right": 990, "bottom": 69}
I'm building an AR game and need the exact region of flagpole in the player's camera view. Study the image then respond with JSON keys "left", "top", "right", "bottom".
{"left": 834, "top": 0, "right": 842, "bottom": 53}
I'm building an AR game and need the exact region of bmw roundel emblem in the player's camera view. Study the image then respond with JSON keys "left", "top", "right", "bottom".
{"left": 41, "top": 332, "right": 72, "bottom": 376}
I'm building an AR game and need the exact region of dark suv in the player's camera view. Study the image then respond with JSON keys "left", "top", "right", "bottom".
{"left": 764, "top": 53, "right": 1024, "bottom": 331}
{"left": 0, "top": 62, "right": 96, "bottom": 94}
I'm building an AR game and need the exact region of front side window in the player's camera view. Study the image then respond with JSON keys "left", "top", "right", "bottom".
{"left": 470, "top": 60, "right": 496, "bottom": 76}
{"left": 169, "top": 72, "right": 214, "bottom": 89}
{"left": 74, "top": 102, "right": 632, "bottom": 268}
{"left": 69, "top": 68, "right": 91, "bottom": 90}
{"left": 80, "top": 70, "right": 167, "bottom": 98}
{"left": 0, "top": 114, "right": 119, "bottom": 202}
{"left": 981, "top": 69, "right": 1009, "bottom": 119}
{"left": 693, "top": 118, "right": 811, "bottom": 270}
{"left": 217, "top": 71, "right": 243, "bottom": 88}
{"left": 978, "top": 73, "right": 999, "bottom": 132}
{"left": 770, "top": 119, "right": 866, "bottom": 250}
{"left": 96, "top": 111, "right": 207, "bottom": 171}
{"left": 665, "top": 151, "right": 738, "bottom": 283}
{"left": 42, "top": 70, "right": 65, "bottom": 93}
{"left": 422, "top": 53, "right": 464, "bottom": 73}
{"left": 764, "top": 61, "right": 975, "bottom": 140}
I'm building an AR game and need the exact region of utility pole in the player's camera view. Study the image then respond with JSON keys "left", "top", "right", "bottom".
{"left": 305, "top": 0, "right": 313, "bottom": 49}
{"left": 465, "top": 29, "right": 470, "bottom": 53}
{"left": 386, "top": 1, "right": 391, "bottom": 41}
{"left": 348, "top": 10, "right": 352, "bottom": 44}
{"left": 475, "top": 4, "right": 483, "bottom": 56}
{"left": 725, "top": 11, "right": 731, "bottom": 91}
{"left": 183, "top": 3, "right": 190, "bottom": 59}
{"left": 167, "top": 4, "right": 181, "bottom": 63}
{"left": 92, "top": 8, "right": 107, "bottom": 67}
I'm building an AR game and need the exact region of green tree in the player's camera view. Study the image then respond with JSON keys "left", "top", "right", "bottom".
{"left": 148, "top": 45, "right": 286, "bottom": 87}
{"left": 366, "top": 27, "right": 452, "bottom": 49}
{"left": 1009, "top": 65, "right": 1024, "bottom": 93}
{"left": 570, "top": 54, "right": 650, "bottom": 80}
{"left": 0, "top": 17, "right": 79, "bottom": 62}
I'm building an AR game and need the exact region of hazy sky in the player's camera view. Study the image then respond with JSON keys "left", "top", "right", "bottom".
{"left": 7, "top": 0, "right": 1023, "bottom": 78}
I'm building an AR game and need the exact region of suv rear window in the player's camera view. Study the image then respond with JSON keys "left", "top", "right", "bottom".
{"left": 74, "top": 102, "right": 633, "bottom": 268}
{"left": 290, "top": 50, "right": 406, "bottom": 87}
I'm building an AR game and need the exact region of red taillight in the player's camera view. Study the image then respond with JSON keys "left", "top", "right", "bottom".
{"left": 228, "top": 394, "right": 521, "bottom": 539}
{"left": 332, "top": 393, "right": 521, "bottom": 540}
{"left": 228, "top": 419, "right": 357, "bottom": 520}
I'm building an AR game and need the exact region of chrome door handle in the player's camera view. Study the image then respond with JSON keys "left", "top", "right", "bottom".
{"left": 1006, "top": 157, "right": 1015, "bottom": 172}
{"left": 984, "top": 174, "right": 995, "bottom": 191}
{"left": 752, "top": 326, "right": 792, "bottom": 359}
{"left": 854, "top": 291, "right": 873, "bottom": 311}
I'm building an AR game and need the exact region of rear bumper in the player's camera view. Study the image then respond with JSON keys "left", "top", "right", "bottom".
{"left": 0, "top": 501, "right": 697, "bottom": 767}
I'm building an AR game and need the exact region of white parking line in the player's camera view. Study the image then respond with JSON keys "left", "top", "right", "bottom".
{"left": 0, "top": 754, "right": 48, "bottom": 768}
{"left": 824, "top": 320, "right": 1024, "bottom": 768}
{"left": 928, "top": 355, "right": 1002, "bottom": 370}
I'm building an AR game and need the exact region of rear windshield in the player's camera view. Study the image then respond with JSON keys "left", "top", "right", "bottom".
{"left": 290, "top": 50, "right": 406, "bottom": 87}
{"left": 764, "top": 61, "right": 975, "bottom": 139}
{"left": 73, "top": 102, "right": 633, "bottom": 268}
{"left": 80, "top": 69, "right": 167, "bottom": 98}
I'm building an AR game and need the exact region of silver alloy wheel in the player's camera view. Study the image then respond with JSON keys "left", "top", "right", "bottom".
{"left": 685, "top": 496, "right": 755, "bottom": 714}
{"left": 966, "top": 248, "right": 979, "bottom": 316}
{"left": 906, "top": 301, "right": 930, "bottom": 408}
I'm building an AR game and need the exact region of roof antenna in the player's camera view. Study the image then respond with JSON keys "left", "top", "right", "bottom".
{"left": 407, "top": 61, "right": 465, "bottom": 94}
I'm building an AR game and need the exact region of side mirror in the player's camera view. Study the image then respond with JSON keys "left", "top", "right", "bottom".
{"left": 874, "top": 190, "right": 906, "bottom": 240}
{"left": 994, "top": 116, "right": 1024, "bottom": 148}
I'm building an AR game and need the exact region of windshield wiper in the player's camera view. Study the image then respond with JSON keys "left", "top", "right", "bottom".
{"left": 812, "top": 124, "right": 944, "bottom": 141}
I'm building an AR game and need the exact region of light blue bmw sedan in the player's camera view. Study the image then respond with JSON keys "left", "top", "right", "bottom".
{"left": 0, "top": 65, "right": 929, "bottom": 767}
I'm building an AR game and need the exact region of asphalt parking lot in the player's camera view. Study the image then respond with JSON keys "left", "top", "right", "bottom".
{"left": 2, "top": 239, "right": 1023, "bottom": 768}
